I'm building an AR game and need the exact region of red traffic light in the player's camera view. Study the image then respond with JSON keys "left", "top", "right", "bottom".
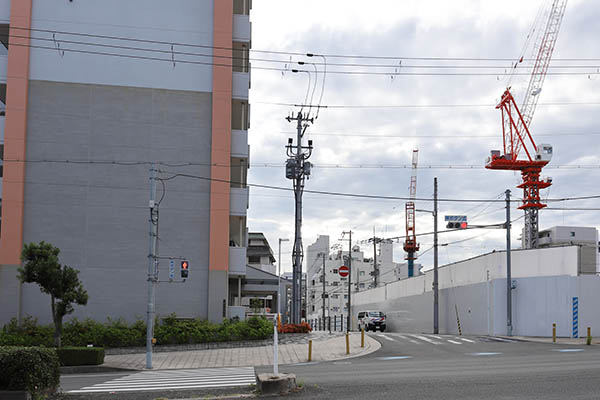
{"left": 181, "top": 260, "right": 189, "bottom": 269}
{"left": 180, "top": 260, "right": 189, "bottom": 278}
{"left": 460, "top": 222, "right": 468, "bottom": 229}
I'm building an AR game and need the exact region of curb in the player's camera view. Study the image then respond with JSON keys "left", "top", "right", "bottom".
{"left": 60, "top": 365, "right": 135, "bottom": 375}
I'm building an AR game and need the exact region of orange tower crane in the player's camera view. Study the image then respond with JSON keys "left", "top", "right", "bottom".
{"left": 404, "top": 149, "right": 419, "bottom": 276}
{"left": 486, "top": 0, "right": 567, "bottom": 249}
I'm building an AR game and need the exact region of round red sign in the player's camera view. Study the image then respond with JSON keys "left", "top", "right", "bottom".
{"left": 339, "top": 265, "right": 349, "bottom": 277}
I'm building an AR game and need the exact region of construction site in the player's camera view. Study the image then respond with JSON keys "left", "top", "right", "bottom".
{"left": 348, "top": 0, "right": 600, "bottom": 338}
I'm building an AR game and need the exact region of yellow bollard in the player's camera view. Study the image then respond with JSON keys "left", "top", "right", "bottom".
{"left": 552, "top": 323, "right": 556, "bottom": 343}
{"left": 308, "top": 340, "right": 312, "bottom": 362}
{"left": 361, "top": 327, "right": 365, "bottom": 348}
{"left": 587, "top": 327, "right": 592, "bottom": 346}
{"left": 346, "top": 333, "right": 350, "bottom": 355}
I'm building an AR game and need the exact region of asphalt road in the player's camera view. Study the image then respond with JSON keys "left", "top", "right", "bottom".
{"left": 257, "top": 332, "right": 600, "bottom": 399}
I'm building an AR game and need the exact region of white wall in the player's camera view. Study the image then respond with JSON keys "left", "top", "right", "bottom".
{"left": 352, "top": 246, "right": 592, "bottom": 336}
{"left": 30, "top": 0, "right": 214, "bottom": 92}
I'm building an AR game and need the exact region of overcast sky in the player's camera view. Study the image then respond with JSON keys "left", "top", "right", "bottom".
{"left": 245, "top": 0, "right": 599, "bottom": 274}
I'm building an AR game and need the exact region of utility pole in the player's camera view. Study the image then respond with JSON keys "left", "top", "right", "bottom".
{"left": 505, "top": 189, "right": 513, "bottom": 336}
{"left": 369, "top": 228, "right": 382, "bottom": 288}
{"left": 321, "top": 253, "right": 326, "bottom": 328}
{"left": 146, "top": 164, "right": 158, "bottom": 369}
{"left": 341, "top": 230, "right": 353, "bottom": 332}
{"left": 433, "top": 177, "right": 439, "bottom": 335}
{"left": 285, "top": 111, "right": 314, "bottom": 324}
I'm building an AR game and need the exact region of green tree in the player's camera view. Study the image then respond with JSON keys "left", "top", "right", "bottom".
{"left": 18, "top": 241, "right": 88, "bottom": 347}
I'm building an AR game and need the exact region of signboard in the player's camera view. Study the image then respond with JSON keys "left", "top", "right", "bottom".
{"left": 339, "top": 265, "right": 349, "bottom": 277}
{"left": 445, "top": 215, "right": 467, "bottom": 222}
{"left": 169, "top": 259, "right": 175, "bottom": 280}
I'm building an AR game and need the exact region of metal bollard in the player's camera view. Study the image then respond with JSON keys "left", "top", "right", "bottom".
{"left": 587, "top": 327, "right": 592, "bottom": 346}
{"left": 334, "top": 315, "right": 337, "bottom": 331}
{"left": 308, "top": 339, "right": 312, "bottom": 362}
{"left": 361, "top": 327, "right": 365, "bottom": 348}
{"left": 346, "top": 333, "right": 350, "bottom": 355}
{"left": 552, "top": 323, "right": 556, "bottom": 342}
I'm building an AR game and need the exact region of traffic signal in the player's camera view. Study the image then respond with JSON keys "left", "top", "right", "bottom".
{"left": 446, "top": 221, "right": 468, "bottom": 229}
{"left": 180, "top": 260, "right": 189, "bottom": 278}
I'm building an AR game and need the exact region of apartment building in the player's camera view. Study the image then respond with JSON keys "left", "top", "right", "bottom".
{"left": 305, "top": 235, "right": 404, "bottom": 322}
{"left": 0, "top": 0, "right": 252, "bottom": 324}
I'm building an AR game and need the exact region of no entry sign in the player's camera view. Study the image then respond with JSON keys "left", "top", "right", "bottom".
{"left": 339, "top": 265, "right": 349, "bottom": 277}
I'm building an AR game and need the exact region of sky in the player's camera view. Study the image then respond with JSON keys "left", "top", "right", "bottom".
{"left": 245, "top": 0, "right": 600, "bottom": 275}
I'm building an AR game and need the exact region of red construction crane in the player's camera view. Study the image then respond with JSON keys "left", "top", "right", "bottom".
{"left": 486, "top": 0, "right": 567, "bottom": 249}
{"left": 404, "top": 149, "right": 419, "bottom": 276}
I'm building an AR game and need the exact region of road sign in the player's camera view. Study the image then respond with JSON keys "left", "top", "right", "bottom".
{"left": 339, "top": 265, "right": 349, "bottom": 277}
{"left": 445, "top": 215, "right": 467, "bottom": 222}
{"left": 169, "top": 259, "right": 175, "bottom": 280}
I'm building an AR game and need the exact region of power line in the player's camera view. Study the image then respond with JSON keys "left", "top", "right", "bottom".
{"left": 9, "top": 26, "right": 600, "bottom": 63}
{"left": 259, "top": 101, "right": 600, "bottom": 109}
{"left": 4, "top": 41, "right": 599, "bottom": 77}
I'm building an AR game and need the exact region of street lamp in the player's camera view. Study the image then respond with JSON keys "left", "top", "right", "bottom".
{"left": 275, "top": 238, "right": 289, "bottom": 376}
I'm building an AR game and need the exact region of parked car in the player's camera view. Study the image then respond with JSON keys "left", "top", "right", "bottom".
{"left": 357, "top": 311, "right": 386, "bottom": 332}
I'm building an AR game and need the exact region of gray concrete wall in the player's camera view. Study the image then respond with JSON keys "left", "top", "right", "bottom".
{"left": 0, "top": 80, "right": 213, "bottom": 325}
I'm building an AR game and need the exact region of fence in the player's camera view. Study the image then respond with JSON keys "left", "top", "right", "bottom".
{"left": 308, "top": 315, "right": 345, "bottom": 332}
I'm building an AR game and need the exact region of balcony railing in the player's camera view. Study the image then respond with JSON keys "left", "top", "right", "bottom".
{"left": 229, "top": 246, "right": 247, "bottom": 276}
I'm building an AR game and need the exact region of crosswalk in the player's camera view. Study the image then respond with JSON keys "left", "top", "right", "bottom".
{"left": 68, "top": 367, "right": 256, "bottom": 393}
{"left": 375, "top": 332, "right": 478, "bottom": 346}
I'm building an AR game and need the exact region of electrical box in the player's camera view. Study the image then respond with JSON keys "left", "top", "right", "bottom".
{"left": 285, "top": 158, "right": 297, "bottom": 179}
{"left": 535, "top": 144, "right": 553, "bottom": 162}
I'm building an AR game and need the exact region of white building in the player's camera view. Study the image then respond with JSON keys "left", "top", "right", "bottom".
{"left": 536, "top": 226, "right": 598, "bottom": 274}
{"left": 305, "top": 235, "right": 409, "bottom": 323}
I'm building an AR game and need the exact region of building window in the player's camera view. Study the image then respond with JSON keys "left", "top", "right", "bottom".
{"left": 331, "top": 294, "right": 339, "bottom": 299}
{"left": 233, "top": 0, "right": 251, "bottom": 15}
{"left": 233, "top": 41, "right": 249, "bottom": 73}
{"left": 359, "top": 271, "right": 365, "bottom": 276}
{"left": 311, "top": 305, "right": 315, "bottom": 312}
{"left": 248, "top": 255, "right": 260, "bottom": 263}
{"left": 570, "top": 231, "right": 576, "bottom": 237}
{"left": 344, "top": 295, "right": 348, "bottom": 299}
{"left": 359, "top": 283, "right": 365, "bottom": 289}
{"left": 333, "top": 269, "right": 338, "bottom": 274}
{"left": 332, "top": 281, "right": 339, "bottom": 286}
{"left": 232, "top": 99, "right": 249, "bottom": 130}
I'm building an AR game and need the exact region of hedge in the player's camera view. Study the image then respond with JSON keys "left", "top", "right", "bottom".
{"left": 0, "top": 346, "right": 60, "bottom": 396}
{"left": 1, "top": 315, "right": 272, "bottom": 348}
{"left": 56, "top": 346, "right": 105, "bottom": 366}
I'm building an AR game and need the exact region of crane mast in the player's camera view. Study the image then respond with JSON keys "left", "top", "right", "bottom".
{"left": 403, "top": 149, "right": 419, "bottom": 276}
{"left": 486, "top": 0, "right": 567, "bottom": 249}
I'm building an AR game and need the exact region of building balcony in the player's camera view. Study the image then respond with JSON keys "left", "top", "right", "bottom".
{"left": 233, "top": 14, "right": 251, "bottom": 42}
{"left": 229, "top": 246, "right": 247, "bottom": 276}
{"left": 231, "top": 129, "right": 249, "bottom": 158}
{"left": 232, "top": 71, "right": 249, "bottom": 100}
{"left": 230, "top": 186, "right": 249, "bottom": 216}
{"left": 0, "top": 54, "right": 7, "bottom": 84}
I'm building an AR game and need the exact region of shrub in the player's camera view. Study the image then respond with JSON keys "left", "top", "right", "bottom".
{"left": 0, "top": 346, "right": 60, "bottom": 397}
{"left": 280, "top": 322, "right": 312, "bottom": 333}
{"left": 0, "top": 315, "right": 273, "bottom": 348}
{"left": 56, "top": 346, "right": 105, "bottom": 366}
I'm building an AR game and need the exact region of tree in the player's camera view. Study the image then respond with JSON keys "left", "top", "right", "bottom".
{"left": 18, "top": 241, "right": 88, "bottom": 347}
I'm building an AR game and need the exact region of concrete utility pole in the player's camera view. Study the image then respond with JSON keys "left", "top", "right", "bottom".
{"left": 285, "top": 111, "right": 314, "bottom": 324}
{"left": 505, "top": 189, "right": 513, "bottom": 336}
{"left": 321, "top": 253, "right": 326, "bottom": 328}
{"left": 433, "top": 177, "right": 439, "bottom": 335}
{"left": 368, "top": 228, "right": 382, "bottom": 288}
{"left": 146, "top": 164, "right": 158, "bottom": 369}
{"left": 341, "top": 230, "right": 353, "bottom": 332}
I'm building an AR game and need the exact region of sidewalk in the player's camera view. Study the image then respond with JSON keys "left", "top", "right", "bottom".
{"left": 102, "top": 332, "right": 380, "bottom": 370}
{"left": 503, "top": 335, "right": 599, "bottom": 345}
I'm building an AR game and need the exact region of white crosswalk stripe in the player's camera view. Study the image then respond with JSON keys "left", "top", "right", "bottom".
{"left": 375, "top": 333, "right": 482, "bottom": 346}
{"left": 68, "top": 367, "right": 256, "bottom": 393}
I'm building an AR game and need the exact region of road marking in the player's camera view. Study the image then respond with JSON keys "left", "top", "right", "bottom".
{"left": 68, "top": 367, "right": 255, "bottom": 393}
{"left": 410, "top": 334, "right": 442, "bottom": 345}
{"left": 292, "top": 361, "right": 320, "bottom": 366}
{"left": 377, "top": 334, "right": 396, "bottom": 342}
{"left": 446, "top": 339, "right": 462, "bottom": 345}
{"left": 333, "top": 361, "right": 352, "bottom": 365}
{"left": 458, "top": 337, "right": 476, "bottom": 343}
{"left": 429, "top": 335, "right": 443, "bottom": 340}
{"left": 469, "top": 352, "right": 502, "bottom": 356}
{"left": 377, "top": 356, "right": 413, "bottom": 360}
{"left": 389, "top": 333, "right": 420, "bottom": 344}
{"left": 552, "top": 349, "right": 584, "bottom": 353}
{"left": 488, "top": 337, "right": 518, "bottom": 343}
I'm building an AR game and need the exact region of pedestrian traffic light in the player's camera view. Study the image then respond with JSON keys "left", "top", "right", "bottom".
{"left": 446, "top": 221, "right": 468, "bottom": 229}
{"left": 180, "top": 260, "right": 189, "bottom": 278}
